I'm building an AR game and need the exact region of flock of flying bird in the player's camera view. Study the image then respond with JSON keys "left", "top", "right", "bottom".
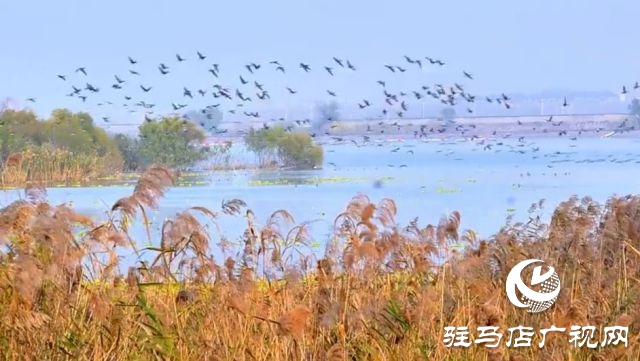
{"left": 18, "top": 51, "right": 638, "bottom": 144}
{"left": 27, "top": 52, "right": 522, "bottom": 133}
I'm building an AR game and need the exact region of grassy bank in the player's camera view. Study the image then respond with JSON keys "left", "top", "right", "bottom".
{"left": 0, "top": 166, "right": 637, "bottom": 360}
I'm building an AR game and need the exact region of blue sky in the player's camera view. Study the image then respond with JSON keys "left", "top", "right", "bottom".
{"left": 1, "top": 0, "right": 638, "bottom": 129}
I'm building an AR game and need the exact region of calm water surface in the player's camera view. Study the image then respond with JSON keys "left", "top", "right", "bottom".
{"left": 3, "top": 136, "right": 639, "bottom": 268}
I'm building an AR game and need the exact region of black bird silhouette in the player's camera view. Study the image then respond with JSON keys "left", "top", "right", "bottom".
{"left": 140, "top": 85, "right": 152, "bottom": 92}
{"left": 270, "top": 60, "right": 281, "bottom": 65}
{"left": 26, "top": 98, "right": 36, "bottom": 103}
{"left": 57, "top": 75, "right": 66, "bottom": 81}
{"left": 347, "top": 60, "right": 355, "bottom": 70}
{"left": 240, "top": 76, "right": 248, "bottom": 84}
{"left": 128, "top": 56, "right": 137, "bottom": 64}
{"left": 634, "top": 81, "right": 639, "bottom": 90}
{"left": 159, "top": 66, "right": 169, "bottom": 75}
{"left": 463, "top": 71, "right": 473, "bottom": 80}
{"left": 276, "top": 66, "right": 285, "bottom": 73}
{"left": 396, "top": 66, "right": 406, "bottom": 72}
{"left": 385, "top": 65, "right": 396, "bottom": 72}
{"left": 245, "top": 64, "right": 254, "bottom": 74}
{"left": 333, "top": 57, "right": 344, "bottom": 67}
{"left": 208, "top": 69, "right": 218, "bottom": 77}
{"left": 300, "top": 63, "right": 311, "bottom": 72}
{"left": 327, "top": 90, "right": 336, "bottom": 97}
{"left": 377, "top": 80, "right": 386, "bottom": 87}
{"left": 75, "top": 67, "right": 87, "bottom": 76}
{"left": 197, "top": 51, "right": 206, "bottom": 60}
{"left": 102, "top": 117, "right": 109, "bottom": 122}
{"left": 112, "top": 84, "right": 122, "bottom": 89}
{"left": 622, "top": 86, "right": 628, "bottom": 94}
{"left": 286, "top": 87, "right": 297, "bottom": 94}
{"left": 85, "top": 83, "right": 99, "bottom": 92}
{"left": 129, "top": 70, "right": 140, "bottom": 75}
{"left": 184, "top": 87, "right": 193, "bottom": 98}
{"left": 562, "top": 97, "right": 568, "bottom": 107}
{"left": 176, "top": 54, "right": 186, "bottom": 62}
{"left": 115, "top": 75, "right": 125, "bottom": 84}
{"left": 324, "top": 66, "right": 334, "bottom": 76}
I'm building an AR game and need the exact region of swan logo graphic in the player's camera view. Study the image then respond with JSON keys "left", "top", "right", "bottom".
{"left": 505, "top": 259, "right": 561, "bottom": 313}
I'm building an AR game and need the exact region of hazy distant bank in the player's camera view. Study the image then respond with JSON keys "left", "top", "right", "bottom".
{"left": 207, "top": 113, "right": 638, "bottom": 142}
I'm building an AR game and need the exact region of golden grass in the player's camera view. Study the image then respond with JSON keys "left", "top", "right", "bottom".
{"left": 0, "top": 147, "right": 117, "bottom": 187}
{"left": 0, "top": 167, "right": 638, "bottom": 360}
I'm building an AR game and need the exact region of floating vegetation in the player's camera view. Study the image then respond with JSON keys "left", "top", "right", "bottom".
{"left": 435, "top": 186, "right": 461, "bottom": 194}
{"left": 248, "top": 176, "right": 387, "bottom": 187}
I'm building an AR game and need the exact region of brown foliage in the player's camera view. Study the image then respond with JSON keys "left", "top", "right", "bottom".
{"left": 0, "top": 171, "right": 638, "bottom": 360}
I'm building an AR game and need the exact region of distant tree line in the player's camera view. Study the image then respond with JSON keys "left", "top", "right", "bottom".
{"left": 0, "top": 108, "right": 226, "bottom": 185}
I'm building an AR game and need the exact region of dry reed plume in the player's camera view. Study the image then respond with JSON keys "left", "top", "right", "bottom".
{"left": 0, "top": 167, "right": 637, "bottom": 360}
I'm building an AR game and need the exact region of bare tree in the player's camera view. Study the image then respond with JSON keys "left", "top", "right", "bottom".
{"left": 312, "top": 101, "right": 340, "bottom": 131}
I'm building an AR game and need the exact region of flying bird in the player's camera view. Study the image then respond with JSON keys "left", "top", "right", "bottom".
{"left": 140, "top": 85, "right": 152, "bottom": 92}
{"left": 333, "top": 57, "right": 344, "bottom": 67}
{"left": 300, "top": 63, "right": 311, "bottom": 72}
{"left": 197, "top": 51, "right": 206, "bottom": 60}
{"left": 324, "top": 66, "right": 334, "bottom": 76}
{"left": 75, "top": 67, "right": 87, "bottom": 76}
{"left": 347, "top": 60, "right": 356, "bottom": 70}
{"left": 57, "top": 75, "right": 66, "bottom": 81}
{"left": 128, "top": 56, "right": 137, "bottom": 64}
{"left": 176, "top": 54, "right": 186, "bottom": 62}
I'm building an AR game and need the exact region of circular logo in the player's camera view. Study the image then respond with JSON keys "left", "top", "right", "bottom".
{"left": 505, "top": 259, "right": 560, "bottom": 313}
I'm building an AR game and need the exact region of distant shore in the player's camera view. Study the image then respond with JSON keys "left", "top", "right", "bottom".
{"left": 206, "top": 112, "right": 639, "bottom": 144}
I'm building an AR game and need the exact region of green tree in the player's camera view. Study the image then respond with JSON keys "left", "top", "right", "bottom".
{"left": 137, "top": 116, "right": 207, "bottom": 169}
{"left": 244, "top": 126, "right": 322, "bottom": 169}
{"left": 114, "top": 133, "right": 141, "bottom": 171}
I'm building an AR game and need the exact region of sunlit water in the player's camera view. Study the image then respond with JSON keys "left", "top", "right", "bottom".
{"left": 2, "top": 135, "right": 640, "bottom": 270}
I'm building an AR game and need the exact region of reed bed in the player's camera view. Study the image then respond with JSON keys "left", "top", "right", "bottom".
{"left": 0, "top": 166, "right": 638, "bottom": 360}
{"left": 0, "top": 147, "right": 116, "bottom": 187}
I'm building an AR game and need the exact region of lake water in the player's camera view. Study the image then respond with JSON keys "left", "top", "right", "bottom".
{"left": 2, "top": 135, "right": 640, "bottom": 270}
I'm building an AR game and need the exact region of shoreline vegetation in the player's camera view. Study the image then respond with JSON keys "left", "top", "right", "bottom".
{"left": 0, "top": 166, "right": 637, "bottom": 360}
{"left": 0, "top": 108, "right": 324, "bottom": 189}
